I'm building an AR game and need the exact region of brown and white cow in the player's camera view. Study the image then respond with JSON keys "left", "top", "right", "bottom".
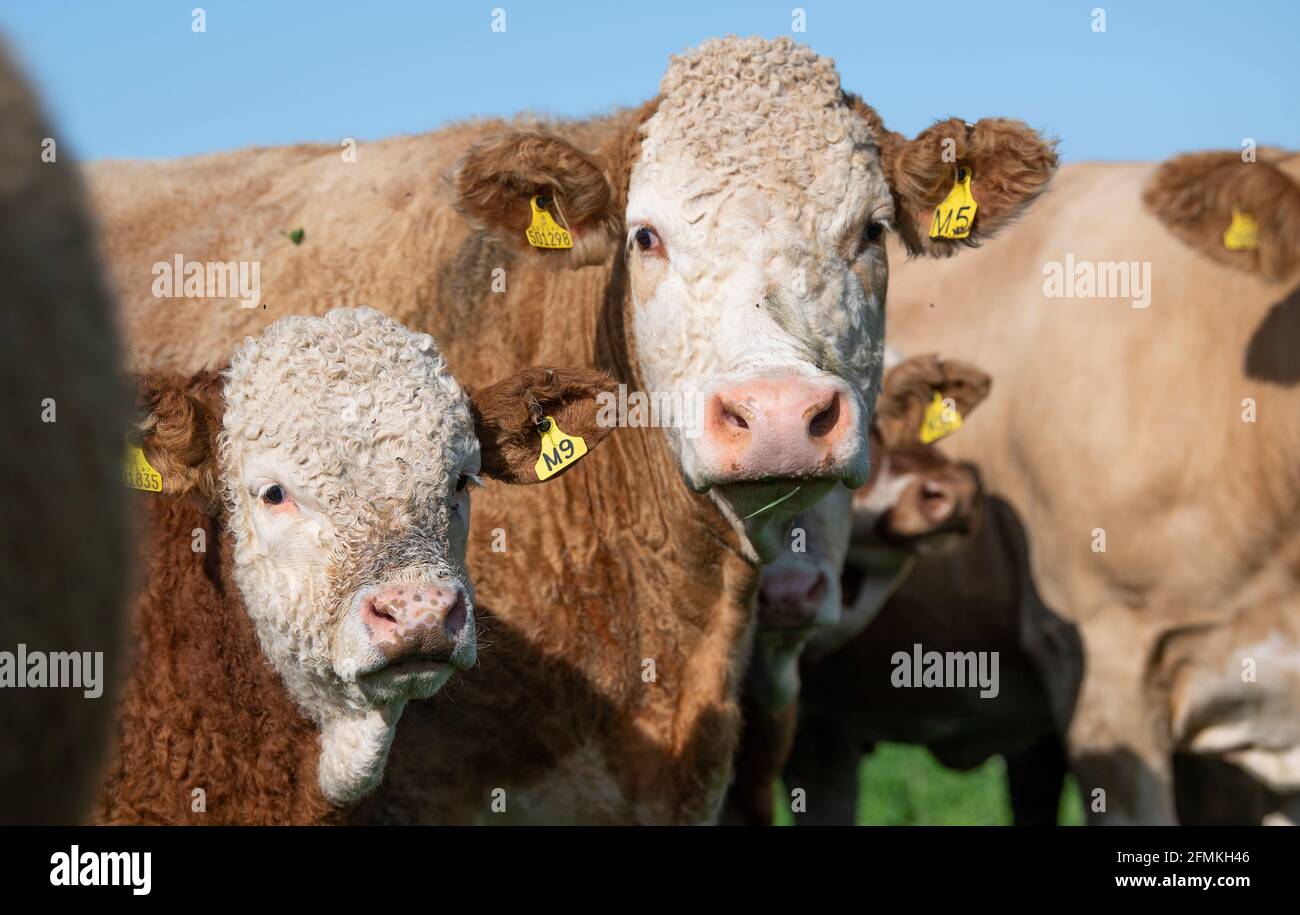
{"left": 724, "top": 354, "right": 990, "bottom": 825}
{"left": 90, "top": 37, "right": 1057, "bottom": 823}
{"left": 882, "top": 148, "right": 1300, "bottom": 823}
{"left": 93, "top": 308, "right": 613, "bottom": 824}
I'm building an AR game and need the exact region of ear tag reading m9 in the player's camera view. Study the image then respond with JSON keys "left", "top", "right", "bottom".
{"left": 526, "top": 195, "right": 574, "bottom": 250}
{"left": 929, "top": 166, "right": 978, "bottom": 240}
{"left": 534, "top": 415, "right": 588, "bottom": 481}
{"left": 919, "top": 392, "right": 963, "bottom": 445}
{"left": 1223, "top": 208, "right": 1259, "bottom": 251}
{"left": 124, "top": 435, "right": 163, "bottom": 492}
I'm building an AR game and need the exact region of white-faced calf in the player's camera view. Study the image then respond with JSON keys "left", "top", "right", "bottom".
{"left": 93, "top": 307, "right": 612, "bottom": 824}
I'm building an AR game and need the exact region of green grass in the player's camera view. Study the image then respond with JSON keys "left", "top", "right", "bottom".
{"left": 773, "top": 742, "right": 1085, "bottom": 825}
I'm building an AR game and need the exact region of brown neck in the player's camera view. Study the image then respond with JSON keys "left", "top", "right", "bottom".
{"left": 92, "top": 497, "right": 339, "bottom": 825}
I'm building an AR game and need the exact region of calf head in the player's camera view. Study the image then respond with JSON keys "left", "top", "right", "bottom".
{"left": 853, "top": 354, "right": 990, "bottom": 555}
{"left": 452, "top": 36, "right": 1057, "bottom": 559}
{"left": 136, "top": 307, "right": 612, "bottom": 802}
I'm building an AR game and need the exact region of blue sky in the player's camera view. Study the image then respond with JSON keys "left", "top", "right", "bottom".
{"left": 1, "top": 1, "right": 1296, "bottom": 162}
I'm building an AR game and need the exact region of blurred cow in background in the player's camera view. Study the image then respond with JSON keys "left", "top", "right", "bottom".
{"left": 883, "top": 148, "right": 1300, "bottom": 823}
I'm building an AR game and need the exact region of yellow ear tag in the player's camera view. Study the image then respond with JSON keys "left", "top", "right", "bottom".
{"left": 124, "top": 436, "right": 163, "bottom": 492}
{"left": 929, "top": 166, "right": 978, "bottom": 240}
{"left": 919, "top": 392, "right": 963, "bottom": 445}
{"left": 525, "top": 196, "right": 573, "bottom": 250}
{"left": 534, "top": 415, "right": 588, "bottom": 481}
{"left": 1223, "top": 208, "right": 1259, "bottom": 251}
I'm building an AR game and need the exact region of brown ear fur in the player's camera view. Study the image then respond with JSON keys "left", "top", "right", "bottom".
{"left": 451, "top": 132, "right": 623, "bottom": 267}
{"left": 873, "top": 354, "right": 991, "bottom": 449}
{"left": 1142, "top": 150, "right": 1300, "bottom": 282}
{"left": 470, "top": 367, "right": 618, "bottom": 484}
{"left": 849, "top": 98, "right": 1059, "bottom": 258}
{"left": 135, "top": 370, "right": 224, "bottom": 509}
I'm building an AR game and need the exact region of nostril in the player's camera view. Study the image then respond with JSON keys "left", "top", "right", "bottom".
{"left": 806, "top": 574, "right": 828, "bottom": 606}
{"left": 807, "top": 392, "right": 841, "bottom": 439}
{"left": 724, "top": 409, "right": 749, "bottom": 430}
{"left": 443, "top": 592, "right": 468, "bottom": 640}
{"left": 366, "top": 598, "right": 397, "bottom": 625}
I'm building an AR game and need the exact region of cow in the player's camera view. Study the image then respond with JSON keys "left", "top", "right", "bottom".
{"left": 0, "top": 42, "right": 131, "bottom": 825}
{"left": 786, "top": 495, "right": 1076, "bottom": 826}
{"left": 723, "top": 353, "right": 990, "bottom": 825}
{"left": 881, "top": 148, "right": 1300, "bottom": 823}
{"left": 89, "top": 36, "right": 1058, "bottom": 823}
{"left": 91, "top": 307, "right": 613, "bottom": 824}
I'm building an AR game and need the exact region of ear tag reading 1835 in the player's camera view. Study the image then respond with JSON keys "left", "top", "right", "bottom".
{"left": 919, "top": 392, "right": 963, "bottom": 445}
{"left": 534, "top": 415, "right": 588, "bottom": 481}
{"left": 929, "top": 166, "right": 978, "bottom": 240}
{"left": 1223, "top": 208, "right": 1259, "bottom": 251}
{"left": 124, "top": 436, "right": 163, "bottom": 492}
{"left": 526, "top": 196, "right": 573, "bottom": 249}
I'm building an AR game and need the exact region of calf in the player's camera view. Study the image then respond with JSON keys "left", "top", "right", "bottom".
{"left": 724, "top": 354, "right": 989, "bottom": 825}
{"left": 92, "top": 307, "right": 611, "bottom": 824}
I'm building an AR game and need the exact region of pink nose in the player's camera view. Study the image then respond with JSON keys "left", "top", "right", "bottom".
{"left": 361, "top": 581, "right": 471, "bottom": 664}
{"left": 756, "top": 566, "right": 829, "bottom": 630}
{"left": 704, "top": 377, "right": 856, "bottom": 482}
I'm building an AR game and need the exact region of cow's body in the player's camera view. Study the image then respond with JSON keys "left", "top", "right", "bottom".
{"left": 883, "top": 155, "right": 1300, "bottom": 823}
{"left": 0, "top": 44, "right": 129, "bottom": 825}
{"left": 89, "top": 38, "right": 1058, "bottom": 823}
{"left": 788, "top": 496, "right": 1075, "bottom": 825}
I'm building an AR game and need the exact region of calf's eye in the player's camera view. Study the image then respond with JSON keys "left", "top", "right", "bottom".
{"left": 260, "top": 484, "right": 287, "bottom": 505}
{"left": 864, "top": 221, "right": 884, "bottom": 244}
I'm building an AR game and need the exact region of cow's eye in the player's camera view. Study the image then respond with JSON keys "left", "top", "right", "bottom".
{"left": 456, "top": 473, "right": 482, "bottom": 494}
{"left": 259, "top": 483, "right": 288, "bottom": 505}
{"left": 633, "top": 226, "right": 661, "bottom": 253}
{"left": 864, "top": 221, "right": 885, "bottom": 244}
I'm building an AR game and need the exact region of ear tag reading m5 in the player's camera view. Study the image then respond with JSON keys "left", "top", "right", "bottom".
{"left": 526, "top": 196, "right": 573, "bottom": 250}
{"left": 1223, "top": 208, "right": 1259, "bottom": 251}
{"left": 919, "top": 392, "right": 963, "bottom": 444}
{"left": 929, "top": 166, "right": 978, "bottom": 240}
{"left": 124, "top": 436, "right": 163, "bottom": 492}
{"left": 534, "top": 415, "right": 588, "bottom": 481}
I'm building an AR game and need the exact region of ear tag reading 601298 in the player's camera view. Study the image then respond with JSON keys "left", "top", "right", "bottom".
{"left": 919, "top": 392, "right": 963, "bottom": 445}
{"left": 124, "top": 436, "right": 163, "bottom": 492}
{"left": 525, "top": 195, "right": 574, "bottom": 249}
{"left": 534, "top": 415, "right": 588, "bottom": 481}
{"left": 929, "top": 166, "right": 978, "bottom": 240}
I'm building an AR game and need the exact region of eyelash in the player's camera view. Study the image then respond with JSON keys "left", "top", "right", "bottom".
{"left": 456, "top": 473, "right": 483, "bottom": 493}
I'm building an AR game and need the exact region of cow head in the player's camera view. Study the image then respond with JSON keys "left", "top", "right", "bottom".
{"left": 135, "top": 307, "right": 612, "bottom": 802}
{"left": 855, "top": 353, "right": 991, "bottom": 554}
{"left": 452, "top": 36, "right": 1056, "bottom": 560}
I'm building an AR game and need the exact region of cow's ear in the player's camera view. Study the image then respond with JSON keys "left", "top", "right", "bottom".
{"left": 851, "top": 99, "right": 1058, "bottom": 257}
{"left": 451, "top": 132, "right": 624, "bottom": 268}
{"left": 469, "top": 367, "right": 617, "bottom": 484}
{"left": 873, "top": 354, "right": 991, "bottom": 449}
{"left": 135, "top": 371, "right": 224, "bottom": 510}
{"left": 1142, "top": 150, "right": 1300, "bottom": 282}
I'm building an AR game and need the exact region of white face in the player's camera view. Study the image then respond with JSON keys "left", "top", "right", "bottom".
{"left": 219, "top": 307, "right": 482, "bottom": 722}
{"left": 624, "top": 38, "right": 888, "bottom": 558}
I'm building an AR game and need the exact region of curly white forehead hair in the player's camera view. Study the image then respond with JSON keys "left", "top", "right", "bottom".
{"left": 646, "top": 36, "right": 876, "bottom": 195}
{"left": 219, "top": 306, "right": 477, "bottom": 519}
